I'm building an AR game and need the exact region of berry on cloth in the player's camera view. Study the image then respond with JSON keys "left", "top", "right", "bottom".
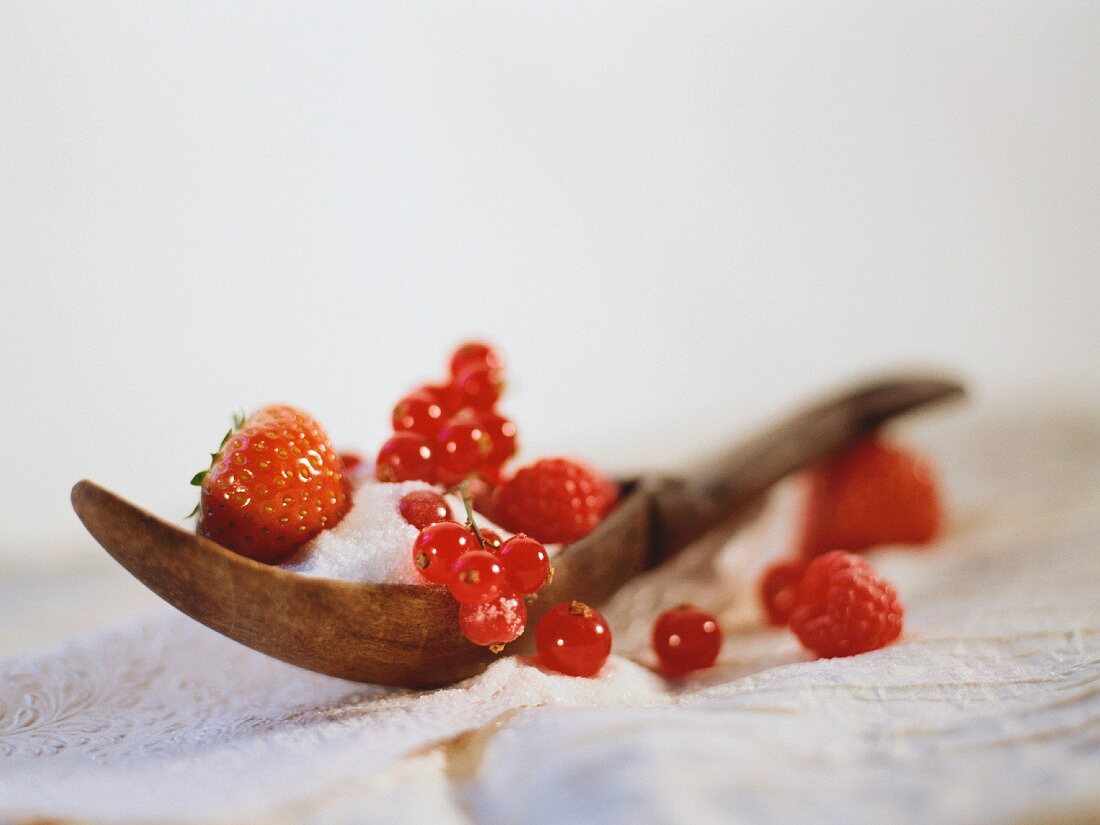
{"left": 651, "top": 607, "right": 722, "bottom": 674}
{"left": 492, "top": 458, "right": 617, "bottom": 544}
{"left": 789, "top": 550, "right": 904, "bottom": 658}
{"left": 412, "top": 521, "right": 475, "bottom": 585}
{"left": 375, "top": 432, "right": 436, "bottom": 483}
{"left": 459, "top": 592, "right": 527, "bottom": 647}
{"left": 759, "top": 557, "right": 808, "bottom": 626}
{"left": 398, "top": 490, "right": 453, "bottom": 530}
{"left": 536, "top": 601, "right": 612, "bottom": 677}
{"left": 800, "top": 435, "right": 942, "bottom": 557}
{"left": 194, "top": 405, "right": 349, "bottom": 564}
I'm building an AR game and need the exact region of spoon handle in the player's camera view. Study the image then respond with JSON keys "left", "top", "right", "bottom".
{"left": 649, "top": 373, "right": 964, "bottom": 563}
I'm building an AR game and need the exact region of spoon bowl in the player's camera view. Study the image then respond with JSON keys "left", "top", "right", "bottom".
{"left": 72, "top": 373, "right": 963, "bottom": 688}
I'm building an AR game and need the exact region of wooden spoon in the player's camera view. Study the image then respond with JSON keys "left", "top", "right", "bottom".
{"left": 71, "top": 373, "right": 963, "bottom": 688}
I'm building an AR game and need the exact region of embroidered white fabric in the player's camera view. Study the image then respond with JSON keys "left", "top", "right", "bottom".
{"left": 1, "top": 409, "right": 1098, "bottom": 824}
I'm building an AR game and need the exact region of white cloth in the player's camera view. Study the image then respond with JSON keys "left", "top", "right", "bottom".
{"left": 1, "top": 409, "right": 1098, "bottom": 824}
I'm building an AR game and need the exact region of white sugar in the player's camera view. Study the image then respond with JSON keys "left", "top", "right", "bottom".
{"left": 281, "top": 479, "right": 523, "bottom": 585}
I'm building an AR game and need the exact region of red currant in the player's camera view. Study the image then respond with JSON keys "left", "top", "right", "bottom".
{"left": 339, "top": 451, "right": 364, "bottom": 473}
{"left": 477, "top": 412, "right": 517, "bottom": 482}
{"left": 536, "top": 601, "right": 612, "bottom": 677}
{"left": 450, "top": 341, "right": 502, "bottom": 378}
{"left": 448, "top": 550, "right": 507, "bottom": 606}
{"left": 392, "top": 390, "right": 445, "bottom": 439}
{"left": 422, "top": 382, "right": 464, "bottom": 418}
{"left": 412, "top": 522, "right": 475, "bottom": 584}
{"left": 459, "top": 592, "right": 527, "bottom": 647}
{"left": 651, "top": 607, "right": 722, "bottom": 674}
{"left": 398, "top": 490, "right": 453, "bottom": 530}
{"left": 498, "top": 534, "right": 551, "bottom": 595}
{"left": 375, "top": 433, "right": 435, "bottom": 483}
{"left": 759, "top": 557, "right": 807, "bottom": 626}
{"left": 478, "top": 527, "right": 504, "bottom": 552}
{"left": 451, "top": 363, "right": 504, "bottom": 411}
{"left": 436, "top": 419, "right": 493, "bottom": 483}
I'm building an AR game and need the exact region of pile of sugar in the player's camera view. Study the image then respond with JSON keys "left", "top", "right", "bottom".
{"left": 281, "top": 479, "right": 517, "bottom": 584}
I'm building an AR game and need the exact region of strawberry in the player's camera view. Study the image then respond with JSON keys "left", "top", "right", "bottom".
{"left": 193, "top": 405, "right": 350, "bottom": 564}
{"left": 800, "top": 435, "right": 942, "bottom": 558}
{"left": 491, "top": 458, "right": 617, "bottom": 544}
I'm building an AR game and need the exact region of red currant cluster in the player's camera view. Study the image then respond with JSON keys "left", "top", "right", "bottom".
{"left": 375, "top": 342, "right": 516, "bottom": 487}
{"left": 375, "top": 341, "right": 621, "bottom": 667}
{"left": 398, "top": 487, "right": 552, "bottom": 649}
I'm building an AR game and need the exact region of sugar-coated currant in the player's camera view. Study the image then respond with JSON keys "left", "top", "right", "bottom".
{"left": 498, "top": 534, "right": 551, "bottom": 595}
{"left": 398, "top": 490, "right": 453, "bottom": 530}
{"left": 536, "top": 601, "right": 612, "bottom": 678}
{"left": 436, "top": 419, "right": 493, "bottom": 483}
{"left": 651, "top": 607, "right": 722, "bottom": 674}
{"left": 412, "top": 521, "right": 475, "bottom": 584}
{"left": 392, "top": 390, "right": 446, "bottom": 439}
{"left": 451, "top": 363, "right": 504, "bottom": 411}
{"left": 459, "top": 592, "right": 527, "bottom": 647}
{"left": 450, "top": 341, "right": 503, "bottom": 379}
{"left": 448, "top": 550, "right": 507, "bottom": 606}
{"left": 376, "top": 433, "right": 435, "bottom": 483}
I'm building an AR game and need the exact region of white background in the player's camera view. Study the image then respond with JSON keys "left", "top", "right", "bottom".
{"left": 1, "top": 2, "right": 1097, "bottom": 563}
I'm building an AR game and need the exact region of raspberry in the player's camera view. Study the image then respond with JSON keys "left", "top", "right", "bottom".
{"left": 759, "top": 557, "right": 807, "bottom": 626}
{"left": 789, "top": 551, "right": 904, "bottom": 658}
{"left": 491, "top": 458, "right": 617, "bottom": 544}
{"left": 800, "top": 436, "right": 942, "bottom": 557}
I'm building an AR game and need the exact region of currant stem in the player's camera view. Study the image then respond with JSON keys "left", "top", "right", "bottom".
{"left": 458, "top": 479, "right": 488, "bottom": 548}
